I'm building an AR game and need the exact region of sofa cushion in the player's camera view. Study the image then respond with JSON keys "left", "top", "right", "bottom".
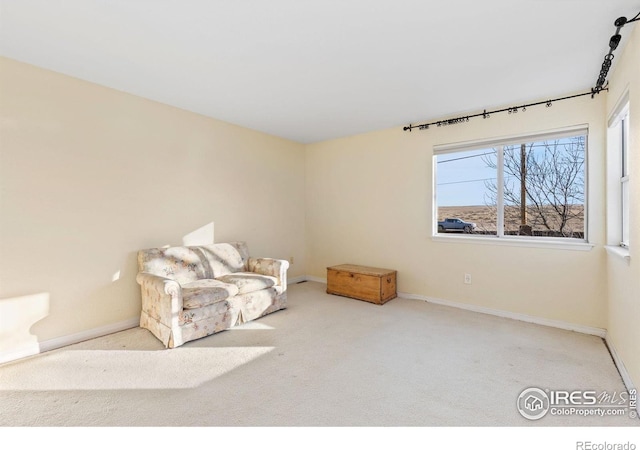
{"left": 181, "top": 279, "right": 239, "bottom": 309}
{"left": 199, "top": 242, "right": 248, "bottom": 278}
{"left": 216, "top": 272, "right": 277, "bottom": 295}
{"left": 138, "top": 247, "right": 210, "bottom": 284}
{"left": 138, "top": 242, "right": 250, "bottom": 284}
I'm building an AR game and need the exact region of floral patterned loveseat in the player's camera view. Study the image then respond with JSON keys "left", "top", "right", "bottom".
{"left": 136, "top": 242, "right": 289, "bottom": 348}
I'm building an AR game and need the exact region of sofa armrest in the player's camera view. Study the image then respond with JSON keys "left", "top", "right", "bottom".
{"left": 136, "top": 272, "right": 183, "bottom": 327}
{"left": 248, "top": 257, "right": 290, "bottom": 288}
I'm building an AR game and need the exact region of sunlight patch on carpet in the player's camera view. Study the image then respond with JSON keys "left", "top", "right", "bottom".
{"left": 0, "top": 346, "right": 274, "bottom": 391}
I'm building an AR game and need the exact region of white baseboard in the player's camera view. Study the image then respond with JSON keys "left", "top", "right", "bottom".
{"left": 39, "top": 317, "right": 140, "bottom": 353}
{"left": 288, "top": 275, "right": 308, "bottom": 285}
{"left": 0, "top": 343, "right": 42, "bottom": 365}
{"left": 605, "top": 335, "right": 640, "bottom": 416}
{"left": 297, "top": 276, "right": 605, "bottom": 337}
{"left": 0, "top": 317, "right": 139, "bottom": 365}
{"left": 304, "top": 275, "right": 327, "bottom": 284}
{"left": 400, "top": 291, "right": 607, "bottom": 337}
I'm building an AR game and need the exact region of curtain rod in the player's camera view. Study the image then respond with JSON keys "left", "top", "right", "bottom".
{"left": 404, "top": 11, "right": 638, "bottom": 133}
{"left": 403, "top": 89, "right": 603, "bottom": 132}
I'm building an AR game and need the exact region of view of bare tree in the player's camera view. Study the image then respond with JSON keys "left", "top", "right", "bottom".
{"left": 482, "top": 137, "right": 585, "bottom": 237}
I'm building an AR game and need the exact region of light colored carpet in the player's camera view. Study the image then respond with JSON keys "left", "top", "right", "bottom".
{"left": 0, "top": 281, "right": 636, "bottom": 427}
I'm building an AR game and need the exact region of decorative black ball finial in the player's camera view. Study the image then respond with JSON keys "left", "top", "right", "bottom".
{"left": 614, "top": 16, "right": 627, "bottom": 27}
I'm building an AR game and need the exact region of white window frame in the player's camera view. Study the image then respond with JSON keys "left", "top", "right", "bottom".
{"left": 606, "top": 94, "right": 630, "bottom": 260}
{"left": 433, "top": 125, "right": 593, "bottom": 251}
{"left": 621, "top": 113, "right": 630, "bottom": 248}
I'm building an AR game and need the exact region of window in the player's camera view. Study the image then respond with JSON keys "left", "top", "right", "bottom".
{"left": 621, "top": 112, "right": 630, "bottom": 248}
{"left": 434, "top": 126, "right": 588, "bottom": 241}
{"left": 607, "top": 99, "right": 630, "bottom": 249}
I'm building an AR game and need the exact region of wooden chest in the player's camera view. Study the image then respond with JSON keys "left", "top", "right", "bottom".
{"left": 326, "top": 264, "right": 397, "bottom": 305}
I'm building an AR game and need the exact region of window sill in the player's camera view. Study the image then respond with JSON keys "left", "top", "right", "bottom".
{"left": 432, "top": 234, "right": 594, "bottom": 251}
{"left": 604, "top": 245, "right": 631, "bottom": 264}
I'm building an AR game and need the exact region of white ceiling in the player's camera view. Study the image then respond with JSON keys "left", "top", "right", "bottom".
{"left": 1, "top": 0, "right": 638, "bottom": 143}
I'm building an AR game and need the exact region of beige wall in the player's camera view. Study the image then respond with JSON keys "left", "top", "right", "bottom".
{"left": 605, "top": 24, "right": 640, "bottom": 390}
{"left": 306, "top": 88, "right": 608, "bottom": 329}
{"left": 0, "top": 57, "right": 306, "bottom": 359}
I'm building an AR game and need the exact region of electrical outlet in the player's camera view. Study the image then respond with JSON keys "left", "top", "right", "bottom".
{"left": 464, "top": 273, "right": 472, "bottom": 284}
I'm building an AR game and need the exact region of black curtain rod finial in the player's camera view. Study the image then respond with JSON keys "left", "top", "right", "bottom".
{"left": 615, "top": 16, "right": 627, "bottom": 27}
